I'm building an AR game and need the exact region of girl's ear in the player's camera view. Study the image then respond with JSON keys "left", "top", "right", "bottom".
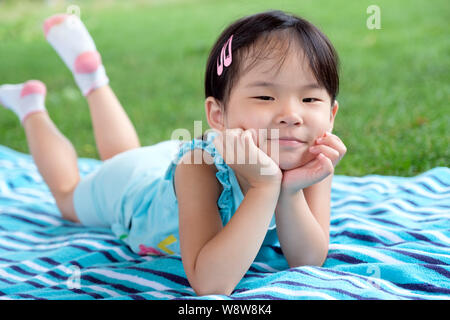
{"left": 328, "top": 100, "right": 339, "bottom": 132}
{"left": 205, "top": 96, "right": 226, "bottom": 131}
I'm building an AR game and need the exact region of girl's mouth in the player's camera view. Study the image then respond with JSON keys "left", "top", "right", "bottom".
{"left": 268, "top": 138, "right": 306, "bottom": 147}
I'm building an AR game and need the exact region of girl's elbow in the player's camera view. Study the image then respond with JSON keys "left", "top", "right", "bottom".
{"left": 288, "top": 257, "right": 325, "bottom": 269}
{"left": 193, "top": 283, "right": 234, "bottom": 296}
{"left": 314, "top": 250, "right": 328, "bottom": 267}
{"left": 191, "top": 273, "right": 235, "bottom": 296}
{"left": 288, "top": 247, "right": 329, "bottom": 268}
{"left": 314, "top": 246, "right": 329, "bottom": 267}
{"left": 189, "top": 258, "right": 237, "bottom": 296}
{"left": 309, "top": 238, "right": 329, "bottom": 267}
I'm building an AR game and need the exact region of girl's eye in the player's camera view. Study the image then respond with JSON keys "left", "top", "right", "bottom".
{"left": 303, "top": 98, "right": 319, "bottom": 103}
{"left": 255, "top": 96, "right": 274, "bottom": 101}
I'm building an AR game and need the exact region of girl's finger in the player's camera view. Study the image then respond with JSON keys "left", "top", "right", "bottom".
{"left": 317, "top": 153, "right": 334, "bottom": 173}
{"left": 249, "top": 128, "right": 258, "bottom": 147}
{"left": 316, "top": 132, "right": 347, "bottom": 154}
{"left": 309, "top": 144, "right": 340, "bottom": 165}
{"left": 310, "top": 153, "right": 334, "bottom": 180}
{"left": 242, "top": 129, "right": 257, "bottom": 150}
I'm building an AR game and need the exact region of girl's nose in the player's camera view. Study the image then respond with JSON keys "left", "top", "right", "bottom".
{"left": 276, "top": 100, "right": 304, "bottom": 126}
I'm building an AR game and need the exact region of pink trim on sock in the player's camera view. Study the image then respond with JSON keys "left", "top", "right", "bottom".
{"left": 74, "top": 51, "right": 102, "bottom": 74}
{"left": 84, "top": 83, "right": 109, "bottom": 97}
{"left": 21, "top": 110, "right": 47, "bottom": 125}
{"left": 21, "top": 80, "right": 47, "bottom": 98}
{"left": 84, "top": 86, "right": 96, "bottom": 97}
{"left": 43, "top": 14, "right": 69, "bottom": 37}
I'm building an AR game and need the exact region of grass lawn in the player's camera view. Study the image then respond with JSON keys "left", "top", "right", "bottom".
{"left": 0, "top": 0, "right": 448, "bottom": 176}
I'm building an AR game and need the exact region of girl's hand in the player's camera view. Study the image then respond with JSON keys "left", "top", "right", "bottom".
{"left": 281, "top": 131, "right": 347, "bottom": 195}
{"left": 212, "top": 128, "right": 282, "bottom": 189}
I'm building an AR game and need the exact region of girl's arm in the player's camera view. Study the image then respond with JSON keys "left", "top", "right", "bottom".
{"left": 274, "top": 174, "right": 332, "bottom": 268}
{"left": 275, "top": 131, "right": 346, "bottom": 267}
{"left": 176, "top": 149, "right": 281, "bottom": 296}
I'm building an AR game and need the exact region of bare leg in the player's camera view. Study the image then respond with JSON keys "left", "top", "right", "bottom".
{"left": 23, "top": 111, "right": 80, "bottom": 223}
{"left": 86, "top": 85, "right": 141, "bottom": 161}
{"left": 43, "top": 14, "right": 140, "bottom": 161}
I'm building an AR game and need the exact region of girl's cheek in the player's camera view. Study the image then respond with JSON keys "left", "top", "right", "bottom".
{"left": 312, "top": 119, "right": 331, "bottom": 142}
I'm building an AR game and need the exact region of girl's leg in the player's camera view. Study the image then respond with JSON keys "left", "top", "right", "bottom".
{"left": 86, "top": 85, "right": 141, "bottom": 161}
{"left": 0, "top": 80, "right": 80, "bottom": 223}
{"left": 24, "top": 112, "right": 80, "bottom": 223}
{"left": 44, "top": 14, "right": 141, "bottom": 161}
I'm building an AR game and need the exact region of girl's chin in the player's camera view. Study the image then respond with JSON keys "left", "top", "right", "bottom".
{"left": 274, "top": 153, "right": 316, "bottom": 171}
{"left": 279, "top": 162, "right": 304, "bottom": 171}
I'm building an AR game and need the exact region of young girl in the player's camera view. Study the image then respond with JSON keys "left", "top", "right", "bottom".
{"left": 0, "top": 10, "right": 346, "bottom": 296}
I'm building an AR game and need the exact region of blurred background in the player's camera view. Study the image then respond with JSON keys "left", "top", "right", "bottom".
{"left": 0, "top": 0, "right": 448, "bottom": 176}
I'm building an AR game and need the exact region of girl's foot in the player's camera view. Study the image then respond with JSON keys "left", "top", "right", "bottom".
{"left": 43, "top": 14, "right": 109, "bottom": 96}
{"left": 0, "top": 80, "right": 47, "bottom": 124}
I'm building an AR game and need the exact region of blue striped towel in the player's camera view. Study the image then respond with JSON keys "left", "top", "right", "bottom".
{"left": 0, "top": 144, "right": 449, "bottom": 300}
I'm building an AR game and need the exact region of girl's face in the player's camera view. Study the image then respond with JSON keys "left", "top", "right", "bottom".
{"left": 206, "top": 46, "right": 338, "bottom": 171}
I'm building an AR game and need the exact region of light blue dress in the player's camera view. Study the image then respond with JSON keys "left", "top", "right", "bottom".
{"left": 73, "top": 131, "right": 280, "bottom": 262}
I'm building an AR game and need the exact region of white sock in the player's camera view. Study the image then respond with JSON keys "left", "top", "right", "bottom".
{"left": 0, "top": 80, "right": 47, "bottom": 124}
{"left": 43, "top": 14, "right": 109, "bottom": 96}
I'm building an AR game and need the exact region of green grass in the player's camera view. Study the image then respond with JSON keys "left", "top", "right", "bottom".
{"left": 0, "top": 0, "right": 448, "bottom": 176}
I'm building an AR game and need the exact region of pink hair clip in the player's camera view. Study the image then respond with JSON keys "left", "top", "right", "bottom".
{"left": 217, "top": 34, "right": 233, "bottom": 76}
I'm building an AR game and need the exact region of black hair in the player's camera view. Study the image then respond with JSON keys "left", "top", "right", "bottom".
{"left": 204, "top": 10, "right": 339, "bottom": 111}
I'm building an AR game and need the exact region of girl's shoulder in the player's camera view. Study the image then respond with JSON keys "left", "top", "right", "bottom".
{"left": 174, "top": 148, "right": 223, "bottom": 200}
{"left": 172, "top": 130, "right": 230, "bottom": 202}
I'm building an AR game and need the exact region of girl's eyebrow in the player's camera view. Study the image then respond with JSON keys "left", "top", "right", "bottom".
{"left": 245, "top": 81, "right": 321, "bottom": 90}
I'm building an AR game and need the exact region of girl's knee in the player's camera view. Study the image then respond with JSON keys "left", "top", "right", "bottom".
{"left": 54, "top": 188, "right": 81, "bottom": 223}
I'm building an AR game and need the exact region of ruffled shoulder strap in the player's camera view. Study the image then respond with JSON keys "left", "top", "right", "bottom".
{"left": 164, "top": 131, "right": 235, "bottom": 224}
